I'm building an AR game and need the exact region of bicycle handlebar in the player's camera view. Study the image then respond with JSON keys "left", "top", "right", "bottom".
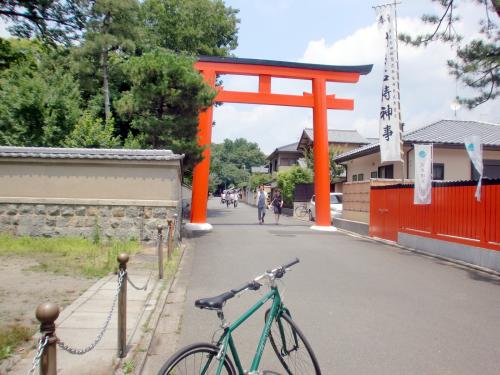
{"left": 283, "top": 257, "right": 300, "bottom": 270}
{"left": 231, "top": 258, "right": 300, "bottom": 295}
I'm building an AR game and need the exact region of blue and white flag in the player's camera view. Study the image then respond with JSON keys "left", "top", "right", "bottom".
{"left": 464, "top": 135, "right": 483, "bottom": 201}
{"left": 376, "top": 4, "right": 402, "bottom": 163}
{"left": 414, "top": 144, "right": 433, "bottom": 205}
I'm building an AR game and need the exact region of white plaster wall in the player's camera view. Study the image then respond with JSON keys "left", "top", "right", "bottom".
{"left": 407, "top": 148, "right": 500, "bottom": 180}
{"left": 343, "top": 152, "right": 406, "bottom": 182}
{"left": 0, "top": 159, "right": 181, "bottom": 201}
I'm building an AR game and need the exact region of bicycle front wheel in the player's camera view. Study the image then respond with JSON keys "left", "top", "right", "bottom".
{"left": 266, "top": 310, "right": 321, "bottom": 375}
{"left": 157, "top": 342, "right": 236, "bottom": 375}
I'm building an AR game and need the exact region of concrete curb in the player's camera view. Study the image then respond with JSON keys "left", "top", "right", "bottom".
{"left": 336, "top": 227, "right": 500, "bottom": 278}
{"left": 113, "top": 245, "right": 186, "bottom": 375}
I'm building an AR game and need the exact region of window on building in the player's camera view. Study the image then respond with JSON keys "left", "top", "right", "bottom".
{"left": 371, "top": 171, "right": 378, "bottom": 178}
{"left": 472, "top": 160, "right": 500, "bottom": 179}
{"left": 378, "top": 164, "right": 394, "bottom": 179}
{"left": 432, "top": 163, "right": 445, "bottom": 180}
{"left": 352, "top": 174, "right": 358, "bottom": 182}
{"left": 357, "top": 173, "right": 364, "bottom": 181}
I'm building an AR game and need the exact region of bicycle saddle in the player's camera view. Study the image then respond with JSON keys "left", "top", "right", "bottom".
{"left": 195, "top": 291, "right": 235, "bottom": 310}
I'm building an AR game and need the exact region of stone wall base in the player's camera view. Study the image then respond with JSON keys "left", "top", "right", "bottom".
{"left": 0, "top": 203, "right": 178, "bottom": 242}
{"left": 398, "top": 232, "right": 500, "bottom": 274}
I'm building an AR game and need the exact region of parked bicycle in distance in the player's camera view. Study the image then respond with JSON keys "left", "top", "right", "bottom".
{"left": 294, "top": 203, "right": 308, "bottom": 218}
{"left": 157, "top": 258, "right": 321, "bottom": 375}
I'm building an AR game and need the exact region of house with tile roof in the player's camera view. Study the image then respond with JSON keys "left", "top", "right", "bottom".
{"left": 335, "top": 120, "right": 500, "bottom": 182}
{"left": 297, "top": 128, "right": 376, "bottom": 155}
{"left": 267, "top": 129, "right": 377, "bottom": 176}
{"left": 267, "top": 142, "right": 303, "bottom": 174}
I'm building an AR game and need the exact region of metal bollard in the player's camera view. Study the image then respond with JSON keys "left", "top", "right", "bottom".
{"left": 35, "top": 302, "right": 60, "bottom": 375}
{"left": 117, "top": 253, "right": 128, "bottom": 358}
{"left": 157, "top": 224, "right": 164, "bottom": 280}
{"left": 167, "top": 219, "right": 175, "bottom": 261}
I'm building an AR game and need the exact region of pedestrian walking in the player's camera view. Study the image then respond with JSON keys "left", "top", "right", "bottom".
{"left": 255, "top": 184, "right": 267, "bottom": 224}
{"left": 271, "top": 190, "right": 284, "bottom": 224}
{"left": 233, "top": 190, "right": 239, "bottom": 207}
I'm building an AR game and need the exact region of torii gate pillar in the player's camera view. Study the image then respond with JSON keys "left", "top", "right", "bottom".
{"left": 310, "top": 77, "right": 332, "bottom": 230}
{"left": 186, "top": 57, "right": 372, "bottom": 232}
{"left": 187, "top": 70, "right": 216, "bottom": 232}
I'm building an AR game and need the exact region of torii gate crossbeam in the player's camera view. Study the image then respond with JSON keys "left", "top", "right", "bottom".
{"left": 188, "top": 56, "right": 372, "bottom": 231}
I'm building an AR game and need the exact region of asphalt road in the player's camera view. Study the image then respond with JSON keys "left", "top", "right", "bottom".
{"left": 177, "top": 198, "right": 500, "bottom": 374}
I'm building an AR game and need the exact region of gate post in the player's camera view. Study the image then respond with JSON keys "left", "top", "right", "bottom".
{"left": 36, "top": 302, "right": 59, "bottom": 375}
{"left": 157, "top": 225, "right": 164, "bottom": 280}
{"left": 117, "top": 253, "right": 128, "bottom": 358}
{"left": 311, "top": 77, "right": 334, "bottom": 230}
{"left": 188, "top": 69, "right": 216, "bottom": 232}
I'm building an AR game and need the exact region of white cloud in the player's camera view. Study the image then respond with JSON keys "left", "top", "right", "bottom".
{"left": 212, "top": 11, "right": 499, "bottom": 154}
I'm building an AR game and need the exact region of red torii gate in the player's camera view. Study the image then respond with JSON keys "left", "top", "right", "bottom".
{"left": 188, "top": 56, "right": 372, "bottom": 231}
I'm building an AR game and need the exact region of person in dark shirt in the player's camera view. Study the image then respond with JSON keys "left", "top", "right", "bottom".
{"left": 271, "top": 190, "right": 284, "bottom": 225}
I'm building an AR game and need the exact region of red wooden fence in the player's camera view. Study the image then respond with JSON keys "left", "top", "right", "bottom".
{"left": 369, "top": 180, "right": 500, "bottom": 251}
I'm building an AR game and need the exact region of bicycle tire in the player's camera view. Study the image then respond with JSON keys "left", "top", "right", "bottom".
{"left": 157, "top": 342, "right": 236, "bottom": 375}
{"left": 265, "top": 310, "right": 321, "bottom": 375}
{"left": 294, "top": 205, "right": 307, "bottom": 217}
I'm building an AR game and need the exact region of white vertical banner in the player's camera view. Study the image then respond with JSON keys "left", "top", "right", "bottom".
{"left": 414, "top": 144, "right": 433, "bottom": 205}
{"left": 375, "top": 4, "right": 402, "bottom": 163}
{"left": 464, "top": 135, "right": 483, "bottom": 201}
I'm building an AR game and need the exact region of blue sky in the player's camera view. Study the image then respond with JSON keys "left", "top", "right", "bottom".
{"left": 212, "top": 0, "right": 500, "bottom": 153}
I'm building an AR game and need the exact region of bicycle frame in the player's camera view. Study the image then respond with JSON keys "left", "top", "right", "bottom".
{"left": 213, "top": 286, "right": 287, "bottom": 375}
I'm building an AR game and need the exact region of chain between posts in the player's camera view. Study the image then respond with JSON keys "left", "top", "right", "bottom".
{"left": 127, "top": 271, "right": 152, "bottom": 291}
{"left": 56, "top": 269, "right": 126, "bottom": 355}
{"left": 27, "top": 335, "right": 49, "bottom": 375}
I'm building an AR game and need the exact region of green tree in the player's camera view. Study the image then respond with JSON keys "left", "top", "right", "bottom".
{"left": 399, "top": 0, "right": 499, "bottom": 108}
{"left": 0, "top": 0, "right": 91, "bottom": 46}
{"left": 303, "top": 146, "right": 345, "bottom": 182}
{"left": 249, "top": 173, "right": 272, "bottom": 190}
{"left": 141, "top": 0, "right": 239, "bottom": 55}
{"left": 64, "top": 111, "right": 120, "bottom": 148}
{"left": 209, "top": 138, "right": 267, "bottom": 192}
{"left": 277, "top": 166, "right": 314, "bottom": 207}
{"left": 116, "top": 49, "right": 216, "bottom": 172}
{"left": 0, "top": 40, "right": 81, "bottom": 146}
{"left": 79, "top": 0, "right": 140, "bottom": 121}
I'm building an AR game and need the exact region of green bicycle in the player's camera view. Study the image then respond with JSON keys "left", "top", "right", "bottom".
{"left": 157, "top": 258, "right": 321, "bottom": 375}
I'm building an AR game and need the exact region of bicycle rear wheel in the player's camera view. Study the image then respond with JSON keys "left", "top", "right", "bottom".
{"left": 265, "top": 310, "right": 321, "bottom": 375}
{"left": 294, "top": 206, "right": 306, "bottom": 218}
{"left": 157, "top": 342, "right": 236, "bottom": 375}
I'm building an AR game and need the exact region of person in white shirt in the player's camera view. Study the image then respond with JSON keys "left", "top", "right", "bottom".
{"left": 255, "top": 185, "right": 268, "bottom": 224}
{"left": 233, "top": 190, "right": 239, "bottom": 207}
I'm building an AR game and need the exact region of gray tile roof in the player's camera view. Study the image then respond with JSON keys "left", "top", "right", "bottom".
{"left": 334, "top": 119, "right": 500, "bottom": 162}
{"left": 404, "top": 120, "right": 500, "bottom": 146}
{"left": 0, "top": 146, "right": 184, "bottom": 161}
{"left": 334, "top": 142, "right": 380, "bottom": 162}
{"left": 267, "top": 142, "right": 302, "bottom": 160}
{"left": 276, "top": 142, "right": 300, "bottom": 152}
{"left": 303, "top": 128, "right": 372, "bottom": 144}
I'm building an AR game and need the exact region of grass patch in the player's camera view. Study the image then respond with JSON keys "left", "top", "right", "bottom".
{"left": 0, "top": 234, "right": 140, "bottom": 278}
{"left": 0, "top": 325, "right": 33, "bottom": 360}
{"left": 163, "top": 245, "right": 181, "bottom": 279}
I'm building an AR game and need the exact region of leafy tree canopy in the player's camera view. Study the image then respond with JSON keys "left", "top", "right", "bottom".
{"left": 0, "top": 0, "right": 91, "bottom": 46}
{"left": 116, "top": 49, "right": 216, "bottom": 172}
{"left": 0, "top": 0, "right": 240, "bottom": 180}
{"left": 303, "top": 146, "right": 345, "bottom": 182}
{"left": 400, "top": 0, "right": 499, "bottom": 108}
{"left": 276, "top": 166, "right": 313, "bottom": 207}
{"left": 209, "top": 138, "right": 267, "bottom": 192}
{"left": 141, "top": 0, "right": 239, "bottom": 55}
{"left": 0, "top": 39, "right": 81, "bottom": 146}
